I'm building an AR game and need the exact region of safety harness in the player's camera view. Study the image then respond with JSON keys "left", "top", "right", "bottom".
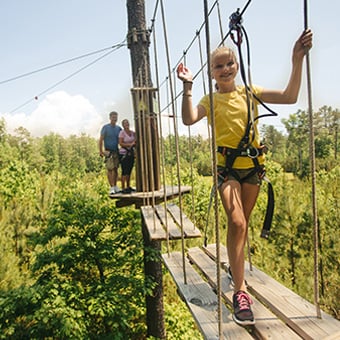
{"left": 216, "top": 139, "right": 274, "bottom": 240}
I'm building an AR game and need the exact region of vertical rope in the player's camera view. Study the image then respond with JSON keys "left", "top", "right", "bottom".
{"left": 203, "top": 0, "right": 222, "bottom": 337}
{"left": 244, "top": 28, "right": 255, "bottom": 272}
{"left": 160, "top": 0, "right": 187, "bottom": 284}
{"left": 187, "top": 123, "right": 197, "bottom": 228}
{"left": 182, "top": 52, "right": 197, "bottom": 229}
{"left": 197, "top": 32, "right": 207, "bottom": 95}
{"left": 216, "top": 0, "right": 224, "bottom": 42}
{"left": 135, "top": 71, "right": 149, "bottom": 205}
{"left": 165, "top": 78, "right": 175, "bottom": 189}
{"left": 303, "top": 0, "right": 321, "bottom": 319}
{"left": 197, "top": 30, "right": 213, "bottom": 173}
{"left": 151, "top": 18, "right": 171, "bottom": 256}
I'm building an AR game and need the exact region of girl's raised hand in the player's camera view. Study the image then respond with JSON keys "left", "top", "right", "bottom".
{"left": 293, "top": 29, "right": 313, "bottom": 60}
{"left": 176, "top": 63, "right": 193, "bottom": 82}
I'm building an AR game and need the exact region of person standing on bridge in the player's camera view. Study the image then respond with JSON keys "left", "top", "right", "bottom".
{"left": 177, "top": 29, "right": 313, "bottom": 326}
{"left": 99, "top": 111, "right": 122, "bottom": 196}
{"left": 118, "top": 119, "right": 136, "bottom": 193}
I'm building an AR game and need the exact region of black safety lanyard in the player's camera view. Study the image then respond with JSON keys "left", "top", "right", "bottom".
{"left": 229, "top": 8, "right": 279, "bottom": 149}
{"left": 228, "top": 8, "right": 276, "bottom": 239}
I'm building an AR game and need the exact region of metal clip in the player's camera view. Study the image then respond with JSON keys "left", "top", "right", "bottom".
{"left": 247, "top": 147, "right": 259, "bottom": 159}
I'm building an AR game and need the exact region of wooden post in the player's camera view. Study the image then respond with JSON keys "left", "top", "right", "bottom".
{"left": 127, "top": 0, "right": 160, "bottom": 192}
{"left": 126, "top": 1, "right": 164, "bottom": 338}
{"left": 142, "top": 220, "right": 165, "bottom": 339}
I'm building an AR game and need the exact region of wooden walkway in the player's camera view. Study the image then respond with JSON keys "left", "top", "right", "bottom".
{"left": 140, "top": 204, "right": 340, "bottom": 339}
{"left": 141, "top": 203, "right": 201, "bottom": 241}
{"left": 111, "top": 185, "right": 192, "bottom": 208}
{"left": 163, "top": 244, "right": 340, "bottom": 340}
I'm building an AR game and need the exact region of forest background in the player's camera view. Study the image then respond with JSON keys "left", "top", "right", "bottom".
{"left": 0, "top": 105, "right": 339, "bottom": 339}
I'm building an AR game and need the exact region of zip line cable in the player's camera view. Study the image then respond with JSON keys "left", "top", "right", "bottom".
{"left": 0, "top": 42, "right": 126, "bottom": 86}
{"left": 8, "top": 41, "right": 126, "bottom": 114}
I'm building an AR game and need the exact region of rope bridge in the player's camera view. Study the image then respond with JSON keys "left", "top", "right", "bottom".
{"left": 113, "top": 0, "right": 340, "bottom": 338}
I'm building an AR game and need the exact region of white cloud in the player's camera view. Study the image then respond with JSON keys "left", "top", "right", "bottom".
{"left": 1, "top": 91, "right": 104, "bottom": 138}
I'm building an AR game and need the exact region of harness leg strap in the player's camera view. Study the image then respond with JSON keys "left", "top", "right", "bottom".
{"left": 260, "top": 176, "right": 275, "bottom": 239}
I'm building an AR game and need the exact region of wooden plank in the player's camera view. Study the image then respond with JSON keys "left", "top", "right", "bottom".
{"left": 166, "top": 203, "right": 201, "bottom": 238}
{"left": 323, "top": 331, "right": 340, "bottom": 340}
{"left": 204, "top": 244, "right": 340, "bottom": 339}
{"left": 140, "top": 206, "right": 166, "bottom": 241}
{"left": 204, "top": 243, "right": 229, "bottom": 264}
{"left": 245, "top": 265, "right": 340, "bottom": 339}
{"left": 188, "top": 247, "right": 302, "bottom": 340}
{"left": 154, "top": 205, "right": 182, "bottom": 239}
{"left": 114, "top": 185, "right": 191, "bottom": 208}
{"left": 162, "top": 252, "right": 253, "bottom": 340}
{"left": 141, "top": 204, "right": 202, "bottom": 241}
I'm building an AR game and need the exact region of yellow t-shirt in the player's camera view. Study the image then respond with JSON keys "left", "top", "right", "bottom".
{"left": 199, "top": 85, "right": 265, "bottom": 169}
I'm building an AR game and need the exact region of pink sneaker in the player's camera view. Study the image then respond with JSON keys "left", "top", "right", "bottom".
{"left": 232, "top": 290, "right": 255, "bottom": 326}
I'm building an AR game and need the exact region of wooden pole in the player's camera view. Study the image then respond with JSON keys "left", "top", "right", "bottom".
{"left": 141, "top": 220, "right": 166, "bottom": 339}
{"left": 126, "top": 1, "right": 165, "bottom": 338}
{"left": 127, "top": 0, "right": 160, "bottom": 192}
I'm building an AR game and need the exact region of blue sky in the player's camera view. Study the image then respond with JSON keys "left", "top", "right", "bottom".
{"left": 1, "top": 0, "right": 339, "bottom": 138}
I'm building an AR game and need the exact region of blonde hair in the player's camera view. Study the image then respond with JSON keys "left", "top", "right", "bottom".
{"left": 210, "top": 46, "right": 237, "bottom": 68}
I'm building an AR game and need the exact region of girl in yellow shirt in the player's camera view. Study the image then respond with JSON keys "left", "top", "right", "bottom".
{"left": 176, "top": 29, "right": 313, "bottom": 326}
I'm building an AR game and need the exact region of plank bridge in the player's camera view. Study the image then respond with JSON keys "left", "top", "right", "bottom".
{"left": 141, "top": 202, "right": 340, "bottom": 340}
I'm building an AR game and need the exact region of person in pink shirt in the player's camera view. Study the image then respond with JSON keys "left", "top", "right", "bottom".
{"left": 118, "top": 119, "right": 136, "bottom": 193}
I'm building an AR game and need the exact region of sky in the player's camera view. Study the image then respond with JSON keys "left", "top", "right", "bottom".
{"left": 1, "top": 0, "right": 339, "bottom": 139}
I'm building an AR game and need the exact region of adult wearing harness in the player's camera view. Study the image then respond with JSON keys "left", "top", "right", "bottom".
{"left": 176, "top": 29, "right": 313, "bottom": 326}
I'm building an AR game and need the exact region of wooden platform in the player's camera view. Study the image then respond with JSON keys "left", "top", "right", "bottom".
{"left": 163, "top": 244, "right": 340, "bottom": 340}
{"left": 111, "top": 185, "right": 192, "bottom": 208}
{"left": 141, "top": 203, "right": 201, "bottom": 241}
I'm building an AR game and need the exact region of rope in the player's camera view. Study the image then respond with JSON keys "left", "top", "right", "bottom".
{"left": 147, "top": 0, "right": 323, "bottom": 336}
{"left": 203, "top": 1, "right": 222, "bottom": 337}
{"left": 303, "top": 0, "right": 321, "bottom": 319}
{"left": 182, "top": 52, "right": 197, "bottom": 229}
{"left": 216, "top": 1, "right": 225, "bottom": 42}
{"left": 0, "top": 42, "right": 126, "bottom": 86}
{"left": 197, "top": 32, "right": 208, "bottom": 95}
{"left": 151, "top": 18, "right": 171, "bottom": 255}
{"left": 159, "top": 0, "right": 187, "bottom": 284}
{"left": 165, "top": 79, "right": 176, "bottom": 190}
{"left": 10, "top": 45, "right": 125, "bottom": 113}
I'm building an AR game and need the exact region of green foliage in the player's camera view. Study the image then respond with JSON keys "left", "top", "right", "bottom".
{"left": 0, "top": 106, "right": 339, "bottom": 339}
{"left": 0, "top": 179, "right": 149, "bottom": 339}
{"left": 281, "top": 106, "right": 339, "bottom": 177}
{"left": 163, "top": 134, "right": 212, "bottom": 176}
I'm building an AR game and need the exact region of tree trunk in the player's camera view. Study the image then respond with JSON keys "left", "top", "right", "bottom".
{"left": 126, "top": 1, "right": 165, "bottom": 338}
{"left": 126, "top": 0, "right": 160, "bottom": 192}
